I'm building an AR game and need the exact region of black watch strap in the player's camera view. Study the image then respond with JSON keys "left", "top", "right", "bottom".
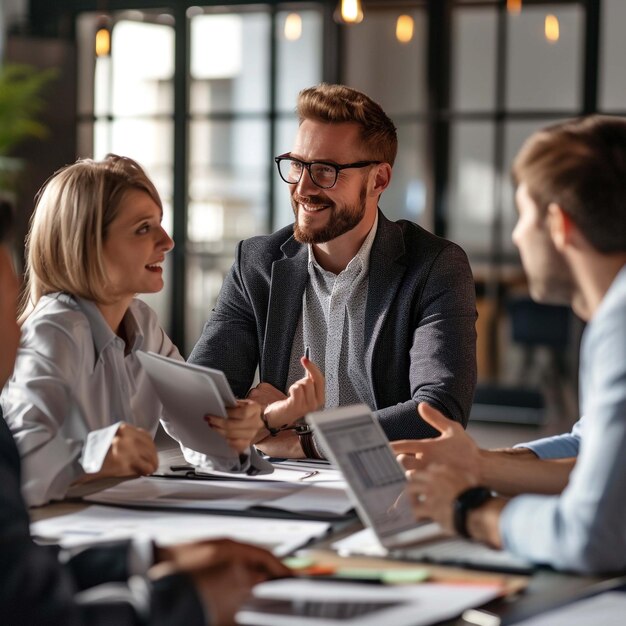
{"left": 453, "top": 486, "right": 492, "bottom": 538}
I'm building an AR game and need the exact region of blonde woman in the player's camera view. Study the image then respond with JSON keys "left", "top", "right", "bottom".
{"left": 1, "top": 155, "right": 324, "bottom": 506}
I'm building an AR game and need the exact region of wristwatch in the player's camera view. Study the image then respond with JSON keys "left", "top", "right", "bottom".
{"left": 453, "top": 486, "right": 492, "bottom": 538}
{"left": 296, "top": 423, "right": 321, "bottom": 459}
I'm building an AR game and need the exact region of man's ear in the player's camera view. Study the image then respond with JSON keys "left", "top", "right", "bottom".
{"left": 547, "top": 203, "right": 574, "bottom": 252}
{"left": 369, "top": 163, "right": 392, "bottom": 196}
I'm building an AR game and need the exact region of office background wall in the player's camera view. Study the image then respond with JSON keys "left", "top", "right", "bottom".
{"left": 4, "top": 0, "right": 626, "bottom": 425}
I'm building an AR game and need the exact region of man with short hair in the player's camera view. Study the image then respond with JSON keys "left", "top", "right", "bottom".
{"left": 190, "top": 83, "right": 477, "bottom": 458}
{"left": 0, "top": 199, "right": 290, "bottom": 625}
{"left": 394, "top": 116, "right": 626, "bottom": 574}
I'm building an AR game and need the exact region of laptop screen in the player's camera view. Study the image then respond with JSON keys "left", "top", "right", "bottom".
{"left": 308, "top": 405, "right": 418, "bottom": 540}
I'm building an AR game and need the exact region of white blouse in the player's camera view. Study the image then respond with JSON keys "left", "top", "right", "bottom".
{"left": 1, "top": 293, "right": 257, "bottom": 506}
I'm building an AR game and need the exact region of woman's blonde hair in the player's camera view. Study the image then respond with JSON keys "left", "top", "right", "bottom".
{"left": 20, "top": 154, "right": 162, "bottom": 317}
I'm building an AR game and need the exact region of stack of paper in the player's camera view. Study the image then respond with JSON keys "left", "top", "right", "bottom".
{"left": 31, "top": 505, "right": 331, "bottom": 556}
{"left": 84, "top": 476, "right": 354, "bottom": 519}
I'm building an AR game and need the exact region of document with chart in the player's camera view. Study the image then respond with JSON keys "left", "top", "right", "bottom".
{"left": 307, "top": 404, "right": 425, "bottom": 542}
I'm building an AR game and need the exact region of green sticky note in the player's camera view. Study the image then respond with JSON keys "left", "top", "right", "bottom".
{"left": 282, "top": 556, "right": 315, "bottom": 570}
{"left": 335, "top": 568, "right": 385, "bottom": 580}
{"left": 381, "top": 569, "right": 430, "bottom": 584}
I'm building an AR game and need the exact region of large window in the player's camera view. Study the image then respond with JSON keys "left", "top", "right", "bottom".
{"left": 77, "top": 11, "right": 175, "bottom": 329}
{"left": 77, "top": 3, "right": 323, "bottom": 354}
{"left": 66, "top": 0, "right": 615, "bottom": 414}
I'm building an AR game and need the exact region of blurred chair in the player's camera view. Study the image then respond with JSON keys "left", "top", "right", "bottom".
{"left": 471, "top": 296, "right": 573, "bottom": 425}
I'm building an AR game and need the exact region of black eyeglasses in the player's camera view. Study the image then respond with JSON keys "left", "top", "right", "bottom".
{"left": 274, "top": 153, "right": 381, "bottom": 189}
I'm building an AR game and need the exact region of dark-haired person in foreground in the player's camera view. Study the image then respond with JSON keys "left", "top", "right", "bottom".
{"left": 0, "top": 199, "right": 290, "bottom": 625}
{"left": 394, "top": 116, "right": 626, "bottom": 574}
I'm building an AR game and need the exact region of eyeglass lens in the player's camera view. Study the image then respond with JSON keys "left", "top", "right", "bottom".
{"left": 278, "top": 159, "right": 337, "bottom": 188}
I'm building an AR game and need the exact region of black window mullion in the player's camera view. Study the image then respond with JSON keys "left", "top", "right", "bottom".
{"left": 171, "top": 2, "right": 190, "bottom": 354}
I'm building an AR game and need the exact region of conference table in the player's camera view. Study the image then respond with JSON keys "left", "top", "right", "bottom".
{"left": 30, "top": 446, "right": 624, "bottom": 626}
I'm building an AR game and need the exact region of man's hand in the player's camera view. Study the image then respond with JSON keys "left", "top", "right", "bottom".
{"left": 263, "top": 357, "right": 325, "bottom": 430}
{"left": 406, "top": 464, "right": 477, "bottom": 533}
{"left": 206, "top": 399, "right": 263, "bottom": 453}
{"left": 391, "top": 403, "right": 481, "bottom": 479}
{"left": 152, "top": 539, "right": 292, "bottom": 626}
{"left": 80, "top": 423, "right": 158, "bottom": 482}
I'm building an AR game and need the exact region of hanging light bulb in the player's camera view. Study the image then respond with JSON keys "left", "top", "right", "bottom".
{"left": 334, "top": 0, "right": 364, "bottom": 25}
{"left": 507, "top": 0, "right": 522, "bottom": 15}
{"left": 284, "top": 13, "right": 302, "bottom": 41}
{"left": 95, "top": 17, "right": 111, "bottom": 57}
{"left": 396, "top": 15, "right": 414, "bottom": 44}
{"left": 545, "top": 14, "right": 560, "bottom": 42}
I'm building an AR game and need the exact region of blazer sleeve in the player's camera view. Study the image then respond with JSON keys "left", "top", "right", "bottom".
{"left": 377, "top": 242, "right": 477, "bottom": 438}
{"left": 188, "top": 239, "right": 260, "bottom": 398}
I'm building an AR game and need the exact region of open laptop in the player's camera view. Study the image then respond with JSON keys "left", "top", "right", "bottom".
{"left": 307, "top": 404, "right": 533, "bottom": 574}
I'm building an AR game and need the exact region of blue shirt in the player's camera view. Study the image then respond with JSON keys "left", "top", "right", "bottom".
{"left": 500, "top": 265, "right": 626, "bottom": 573}
{"left": 515, "top": 419, "right": 582, "bottom": 459}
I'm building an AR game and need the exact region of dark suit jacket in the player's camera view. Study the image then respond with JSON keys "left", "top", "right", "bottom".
{"left": 0, "top": 414, "right": 205, "bottom": 626}
{"left": 190, "top": 210, "right": 477, "bottom": 439}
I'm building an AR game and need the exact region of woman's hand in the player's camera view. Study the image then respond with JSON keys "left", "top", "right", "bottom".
{"left": 78, "top": 423, "right": 159, "bottom": 483}
{"left": 206, "top": 399, "right": 263, "bottom": 453}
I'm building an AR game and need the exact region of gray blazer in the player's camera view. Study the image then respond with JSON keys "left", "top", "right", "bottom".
{"left": 190, "top": 210, "right": 477, "bottom": 439}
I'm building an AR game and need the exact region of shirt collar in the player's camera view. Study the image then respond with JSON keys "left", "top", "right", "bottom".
{"left": 308, "top": 210, "right": 379, "bottom": 277}
{"left": 74, "top": 297, "right": 145, "bottom": 356}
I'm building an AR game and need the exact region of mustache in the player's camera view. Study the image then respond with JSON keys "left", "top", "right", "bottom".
{"left": 292, "top": 193, "right": 333, "bottom": 206}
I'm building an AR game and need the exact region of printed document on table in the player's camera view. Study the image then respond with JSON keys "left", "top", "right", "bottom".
{"left": 31, "top": 505, "right": 330, "bottom": 556}
{"left": 84, "top": 476, "right": 354, "bottom": 517}
{"left": 237, "top": 579, "right": 502, "bottom": 626}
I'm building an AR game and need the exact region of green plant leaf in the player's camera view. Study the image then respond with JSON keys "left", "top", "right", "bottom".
{"left": 0, "top": 63, "right": 58, "bottom": 156}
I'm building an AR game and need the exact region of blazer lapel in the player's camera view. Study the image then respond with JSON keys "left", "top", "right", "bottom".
{"left": 365, "top": 212, "right": 407, "bottom": 361}
{"left": 261, "top": 237, "right": 309, "bottom": 389}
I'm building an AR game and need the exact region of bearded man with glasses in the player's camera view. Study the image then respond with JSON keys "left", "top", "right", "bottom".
{"left": 190, "top": 83, "right": 477, "bottom": 459}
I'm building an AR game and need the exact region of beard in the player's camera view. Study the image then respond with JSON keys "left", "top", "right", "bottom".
{"left": 292, "top": 184, "right": 367, "bottom": 244}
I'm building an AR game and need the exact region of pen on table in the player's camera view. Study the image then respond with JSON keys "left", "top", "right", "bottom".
{"left": 296, "top": 575, "right": 386, "bottom": 585}
{"left": 297, "top": 470, "right": 319, "bottom": 481}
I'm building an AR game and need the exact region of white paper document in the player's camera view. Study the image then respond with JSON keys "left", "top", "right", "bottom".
{"left": 511, "top": 591, "right": 626, "bottom": 626}
{"left": 236, "top": 579, "right": 502, "bottom": 626}
{"left": 84, "top": 476, "right": 354, "bottom": 518}
{"left": 31, "top": 505, "right": 330, "bottom": 556}
{"left": 136, "top": 351, "right": 238, "bottom": 464}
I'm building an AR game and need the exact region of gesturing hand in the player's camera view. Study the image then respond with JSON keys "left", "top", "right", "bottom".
{"left": 391, "top": 403, "right": 481, "bottom": 479}
{"left": 405, "top": 464, "right": 477, "bottom": 533}
{"left": 263, "top": 356, "right": 325, "bottom": 430}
